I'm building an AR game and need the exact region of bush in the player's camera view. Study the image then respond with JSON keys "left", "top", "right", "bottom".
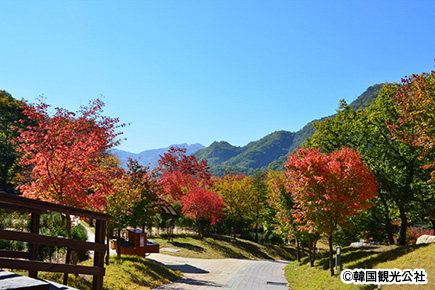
{"left": 0, "top": 239, "right": 26, "bottom": 251}
{"left": 72, "top": 224, "right": 88, "bottom": 241}
{"left": 71, "top": 224, "right": 89, "bottom": 262}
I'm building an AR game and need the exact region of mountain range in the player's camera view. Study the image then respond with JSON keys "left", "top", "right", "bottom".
{"left": 110, "top": 143, "right": 205, "bottom": 169}
{"left": 112, "top": 83, "right": 384, "bottom": 175}
{"left": 193, "top": 83, "right": 384, "bottom": 175}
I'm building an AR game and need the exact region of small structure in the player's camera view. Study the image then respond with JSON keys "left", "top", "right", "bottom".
{"left": 112, "top": 229, "right": 159, "bottom": 257}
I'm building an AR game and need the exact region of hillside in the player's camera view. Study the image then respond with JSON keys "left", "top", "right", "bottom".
{"left": 285, "top": 243, "right": 435, "bottom": 289}
{"left": 195, "top": 83, "right": 384, "bottom": 175}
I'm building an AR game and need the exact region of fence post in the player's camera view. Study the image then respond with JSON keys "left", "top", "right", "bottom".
{"left": 29, "top": 212, "right": 40, "bottom": 278}
{"left": 93, "top": 219, "right": 106, "bottom": 290}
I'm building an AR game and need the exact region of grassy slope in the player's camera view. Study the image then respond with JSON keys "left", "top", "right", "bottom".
{"left": 285, "top": 243, "right": 435, "bottom": 290}
{"left": 36, "top": 255, "right": 182, "bottom": 290}
{"left": 151, "top": 234, "right": 296, "bottom": 260}
{"left": 26, "top": 234, "right": 292, "bottom": 289}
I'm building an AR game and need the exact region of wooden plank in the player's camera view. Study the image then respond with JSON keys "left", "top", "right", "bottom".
{"left": 29, "top": 212, "right": 40, "bottom": 278}
{"left": 0, "top": 259, "right": 105, "bottom": 276}
{"left": 0, "top": 202, "right": 46, "bottom": 214}
{"left": 0, "top": 229, "right": 107, "bottom": 252}
{"left": 93, "top": 220, "right": 106, "bottom": 290}
{"left": 0, "top": 270, "right": 49, "bottom": 290}
{"left": 0, "top": 250, "right": 29, "bottom": 259}
{"left": 0, "top": 192, "right": 111, "bottom": 221}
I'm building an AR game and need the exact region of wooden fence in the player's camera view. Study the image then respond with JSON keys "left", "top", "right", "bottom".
{"left": 0, "top": 191, "right": 111, "bottom": 290}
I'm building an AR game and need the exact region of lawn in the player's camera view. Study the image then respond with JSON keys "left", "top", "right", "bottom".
{"left": 151, "top": 234, "right": 296, "bottom": 260}
{"left": 285, "top": 243, "right": 435, "bottom": 290}
{"left": 31, "top": 255, "right": 182, "bottom": 290}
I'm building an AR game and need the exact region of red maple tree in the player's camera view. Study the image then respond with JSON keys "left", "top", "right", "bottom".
{"left": 180, "top": 185, "right": 225, "bottom": 236}
{"left": 16, "top": 99, "right": 123, "bottom": 210}
{"left": 285, "top": 147, "right": 378, "bottom": 276}
{"left": 156, "top": 147, "right": 211, "bottom": 202}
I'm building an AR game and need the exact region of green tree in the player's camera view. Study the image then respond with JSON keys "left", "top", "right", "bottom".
{"left": 0, "top": 90, "right": 29, "bottom": 193}
{"left": 305, "top": 84, "right": 430, "bottom": 245}
{"left": 213, "top": 174, "right": 253, "bottom": 240}
{"left": 267, "top": 170, "right": 317, "bottom": 263}
{"left": 388, "top": 70, "right": 435, "bottom": 181}
{"left": 250, "top": 172, "right": 270, "bottom": 242}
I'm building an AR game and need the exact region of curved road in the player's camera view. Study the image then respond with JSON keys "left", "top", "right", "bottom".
{"left": 149, "top": 253, "right": 290, "bottom": 290}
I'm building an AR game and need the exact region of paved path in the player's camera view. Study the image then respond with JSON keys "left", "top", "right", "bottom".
{"left": 149, "top": 254, "right": 290, "bottom": 290}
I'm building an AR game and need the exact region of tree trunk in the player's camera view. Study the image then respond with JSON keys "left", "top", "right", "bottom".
{"left": 308, "top": 244, "right": 313, "bottom": 267}
{"left": 397, "top": 204, "right": 408, "bottom": 245}
{"left": 328, "top": 235, "right": 334, "bottom": 276}
{"left": 117, "top": 228, "right": 122, "bottom": 258}
{"left": 311, "top": 239, "right": 317, "bottom": 267}
{"left": 385, "top": 213, "right": 395, "bottom": 245}
{"left": 233, "top": 217, "right": 237, "bottom": 240}
{"left": 296, "top": 237, "right": 301, "bottom": 262}
{"left": 197, "top": 219, "right": 202, "bottom": 237}
{"left": 380, "top": 197, "right": 395, "bottom": 245}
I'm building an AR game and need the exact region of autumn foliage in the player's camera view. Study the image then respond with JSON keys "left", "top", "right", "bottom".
{"left": 180, "top": 185, "right": 225, "bottom": 225}
{"left": 156, "top": 147, "right": 223, "bottom": 234}
{"left": 16, "top": 99, "right": 122, "bottom": 210}
{"left": 387, "top": 70, "right": 435, "bottom": 181}
{"left": 285, "top": 147, "right": 378, "bottom": 275}
{"left": 156, "top": 147, "right": 211, "bottom": 202}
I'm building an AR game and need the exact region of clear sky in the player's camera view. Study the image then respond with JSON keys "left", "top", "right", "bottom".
{"left": 2, "top": 1, "right": 435, "bottom": 153}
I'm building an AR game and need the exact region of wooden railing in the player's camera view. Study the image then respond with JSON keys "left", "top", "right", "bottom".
{"left": 0, "top": 191, "right": 111, "bottom": 290}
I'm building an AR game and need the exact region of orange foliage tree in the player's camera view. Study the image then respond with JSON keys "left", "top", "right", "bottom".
{"left": 156, "top": 146, "right": 211, "bottom": 202}
{"left": 16, "top": 99, "right": 123, "bottom": 210}
{"left": 156, "top": 147, "right": 223, "bottom": 235}
{"left": 387, "top": 70, "right": 435, "bottom": 182}
{"left": 285, "top": 147, "right": 378, "bottom": 276}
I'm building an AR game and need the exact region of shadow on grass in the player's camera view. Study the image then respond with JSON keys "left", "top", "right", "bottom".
{"left": 109, "top": 255, "right": 181, "bottom": 288}
{"left": 169, "top": 241, "right": 204, "bottom": 253}
{"left": 266, "top": 245, "right": 297, "bottom": 261}
{"left": 203, "top": 238, "right": 249, "bottom": 259}
{"left": 297, "top": 244, "right": 430, "bottom": 272}
{"left": 204, "top": 234, "right": 275, "bottom": 259}
{"left": 348, "top": 244, "right": 430, "bottom": 269}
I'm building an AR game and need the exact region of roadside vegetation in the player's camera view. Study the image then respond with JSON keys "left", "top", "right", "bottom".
{"left": 285, "top": 243, "right": 435, "bottom": 290}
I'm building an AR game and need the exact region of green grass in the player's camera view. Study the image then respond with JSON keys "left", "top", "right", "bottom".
{"left": 35, "top": 255, "right": 182, "bottom": 290}
{"left": 285, "top": 243, "right": 435, "bottom": 290}
{"left": 151, "top": 234, "right": 296, "bottom": 260}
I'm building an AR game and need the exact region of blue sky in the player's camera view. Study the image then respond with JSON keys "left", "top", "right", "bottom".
{"left": 2, "top": 1, "right": 435, "bottom": 153}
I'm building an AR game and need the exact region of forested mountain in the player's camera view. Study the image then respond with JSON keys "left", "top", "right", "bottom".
{"left": 194, "top": 83, "right": 384, "bottom": 175}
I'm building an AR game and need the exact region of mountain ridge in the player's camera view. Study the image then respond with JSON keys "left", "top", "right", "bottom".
{"left": 111, "top": 83, "right": 384, "bottom": 175}
{"left": 193, "top": 83, "right": 384, "bottom": 175}
{"left": 111, "top": 143, "right": 205, "bottom": 169}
